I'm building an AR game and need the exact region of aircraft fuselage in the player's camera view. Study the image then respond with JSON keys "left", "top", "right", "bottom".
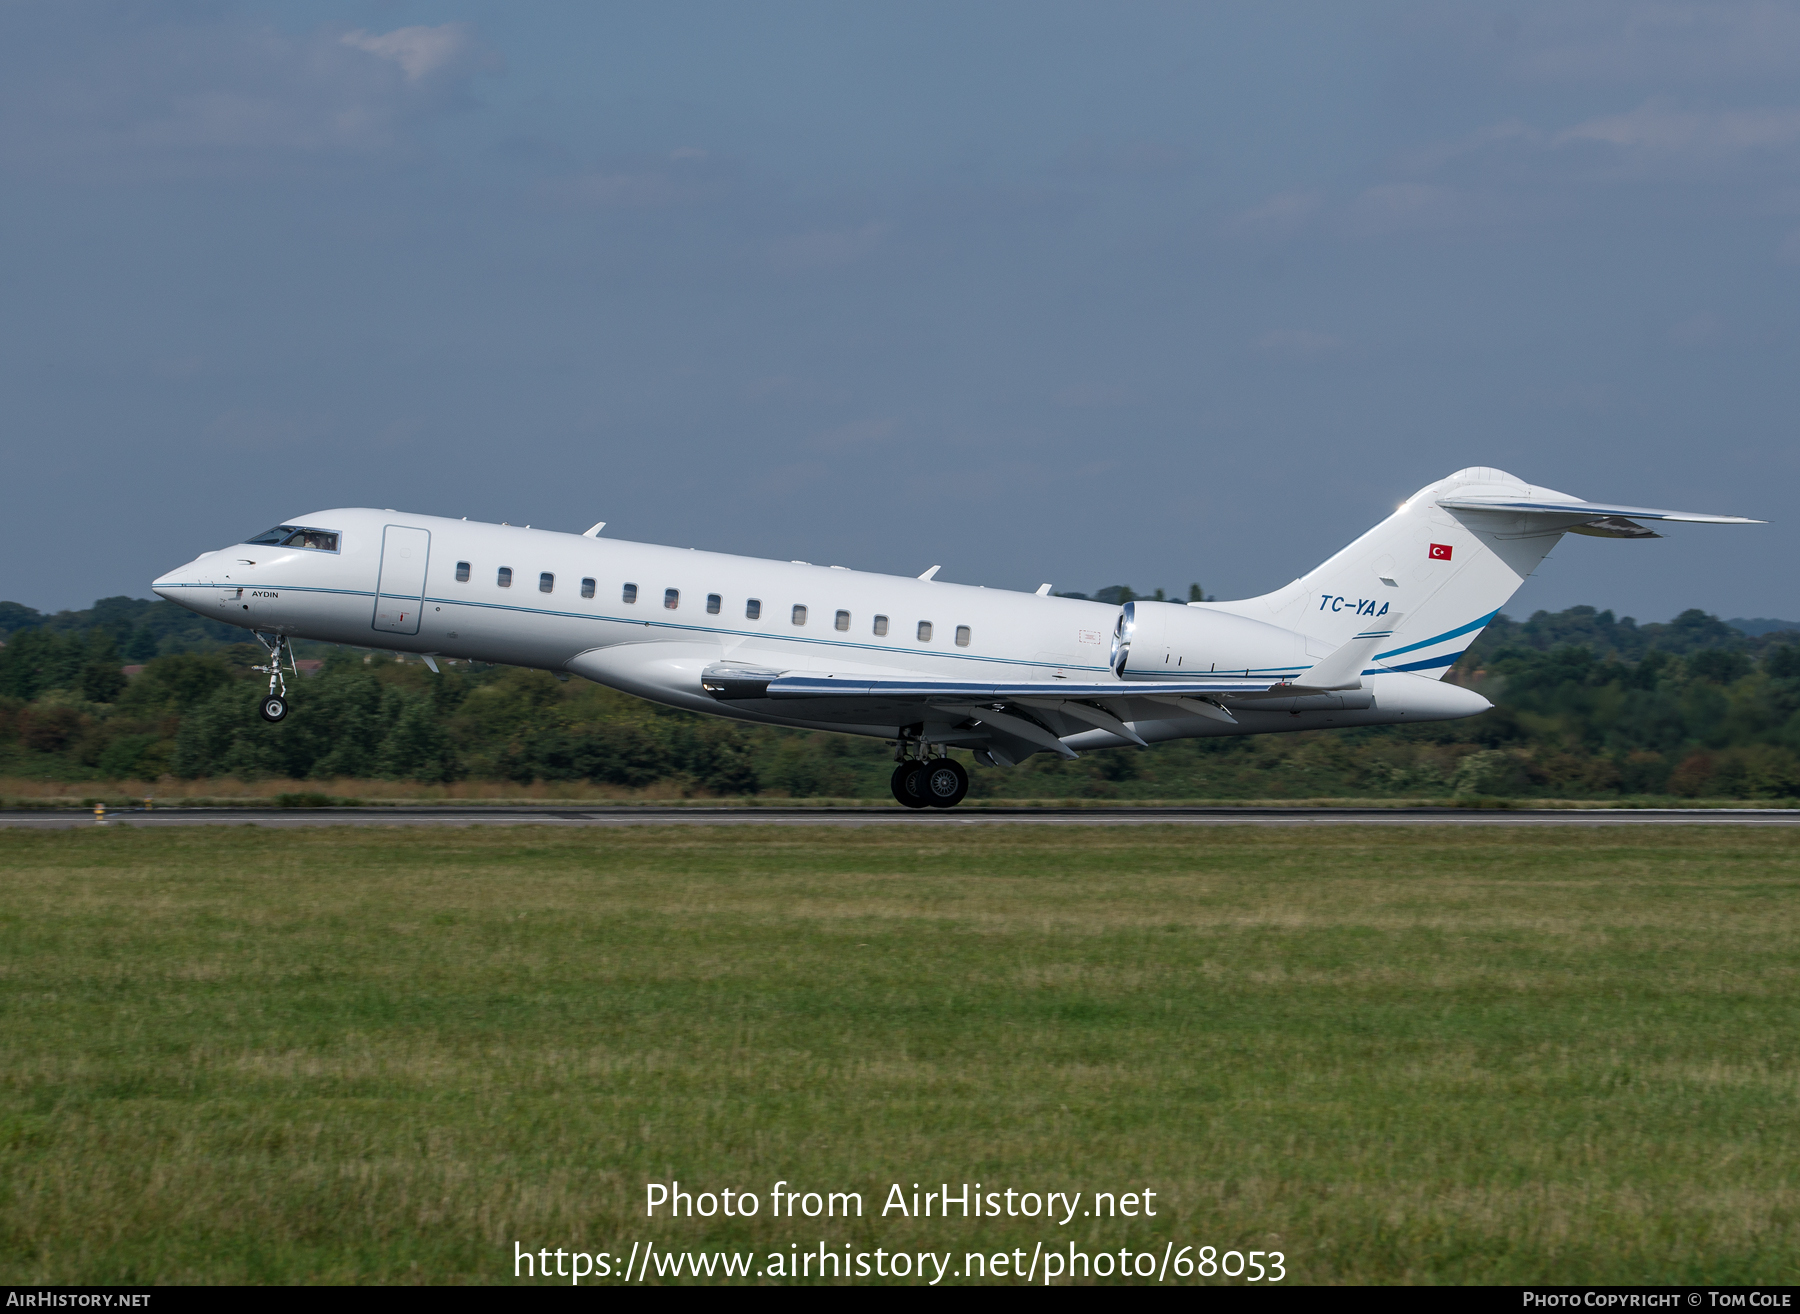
{"left": 152, "top": 506, "right": 1486, "bottom": 751}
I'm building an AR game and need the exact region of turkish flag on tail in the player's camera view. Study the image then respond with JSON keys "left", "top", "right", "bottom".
{"left": 1428, "top": 543, "right": 1453, "bottom": 561}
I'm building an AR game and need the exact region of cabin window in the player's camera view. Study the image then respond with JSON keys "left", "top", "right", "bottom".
{"left": 497, "top": 567, "right": 513, "bottom": 588}
{"left": 580, "top": 577, "right": 595, "bottom": 599}
{"left": 664, "top": 588, "right": 680, "bottom": 610}
{"left": 917, "top": 621, "right": 933, "bottom": 642}
{"left": 873, "top": 614, "right": 889, "bottom": 636}
{"left": 539, "top": 572, "right": 554, "bottom": 594}
{"left": 792, "top": 605, "right": 808, "bottom": 626}
{"left": 455, "top": 561, "right": 470, "bottom": 583}
{"left": 706, "top": 593, "right": 721, "bottom": 615}
{"left": 746, "top": 598, "right": 762, "bottom": 620}
{"left": 622, "top": 583, "right": 638, "bottom": 604}
{"left": 955, "top": 625, "right": 971, "bottom": 647}
{"left": 835, "top": 610, "right": 850, "bottom": 631}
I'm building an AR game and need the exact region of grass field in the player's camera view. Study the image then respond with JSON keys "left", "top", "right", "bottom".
{"left": 2, "top": 825, "right": 1797, "bottom": 1285}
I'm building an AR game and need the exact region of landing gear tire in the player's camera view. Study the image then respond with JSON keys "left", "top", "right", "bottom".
{"left": 891, "top": 761, "right": 929, "bottom": 809}
{"left": 919, "top": 758, "right": 969, "bottom": 808}
{"left": 259, "top": 695, "right": 289, "bottom": 723}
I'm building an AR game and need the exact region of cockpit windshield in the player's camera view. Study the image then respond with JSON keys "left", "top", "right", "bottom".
{"left": 245, "top": 525, "right": 340, "bottom": 552}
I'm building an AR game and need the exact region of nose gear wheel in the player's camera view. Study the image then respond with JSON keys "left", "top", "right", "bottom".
{"left": 250, "top": 632, "right": 297, "bottom": 723}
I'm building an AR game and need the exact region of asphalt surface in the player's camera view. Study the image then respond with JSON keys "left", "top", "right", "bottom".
{"left": 7, "top": 806, "right": 1800, "bottom": 829}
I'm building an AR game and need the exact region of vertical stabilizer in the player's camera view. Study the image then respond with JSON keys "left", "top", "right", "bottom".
{"left": 1210, "top": 468, "right": 1576, "bottom": 680}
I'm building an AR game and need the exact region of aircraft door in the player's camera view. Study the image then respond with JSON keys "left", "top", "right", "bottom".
{"left": 373, "top": 525, "right": 431, "bottom": 635}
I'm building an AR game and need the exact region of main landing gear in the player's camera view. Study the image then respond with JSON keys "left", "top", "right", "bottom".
{"left": 251, "top": 631, "right": 297, "bottom": 723}
{"left": 891, "top": 744, "right": 969, "bottom": 809}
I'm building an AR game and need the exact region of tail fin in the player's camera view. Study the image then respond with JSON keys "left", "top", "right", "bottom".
{"left": 1209, "top": 467, "right": 1758, "bottom": 680}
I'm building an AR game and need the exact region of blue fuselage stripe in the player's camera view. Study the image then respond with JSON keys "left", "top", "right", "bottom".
{"left": 1374, "top": 610, "right": 1498, "bottom": 662}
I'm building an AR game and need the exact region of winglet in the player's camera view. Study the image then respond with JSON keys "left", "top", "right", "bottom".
{"left": 1293, "top": 614, "right": 1404, "bottom": 691}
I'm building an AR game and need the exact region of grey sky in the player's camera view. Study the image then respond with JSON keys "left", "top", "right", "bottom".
{"left": 4, "top": 2, "right": 1797, "bottom": 620}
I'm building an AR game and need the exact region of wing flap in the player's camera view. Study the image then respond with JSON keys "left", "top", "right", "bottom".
{"left": 761, "top": 674, "right": 1276, "bottom": 700}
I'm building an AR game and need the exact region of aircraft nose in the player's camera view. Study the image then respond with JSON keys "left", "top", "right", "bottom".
{"left": 152, "top": 563, "right": 193, "bottom": 601}
{"left": 152, "top": 552, "right": 217, "bottom": 610}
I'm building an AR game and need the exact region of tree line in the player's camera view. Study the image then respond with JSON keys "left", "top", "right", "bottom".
{"left": 2, "top": 597, "right": 1798, "bottom": 800}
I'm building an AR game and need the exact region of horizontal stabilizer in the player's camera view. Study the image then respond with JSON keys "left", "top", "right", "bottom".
{"left": 1439, "top": 497, "right": 1761, "bottom": 525}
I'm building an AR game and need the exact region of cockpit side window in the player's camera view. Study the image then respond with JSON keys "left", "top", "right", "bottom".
{"left": 248, "top": 525, "right": 340, "bottom": 552}
{"left": 282, "top": 529, "right": 339, "bottom": 552}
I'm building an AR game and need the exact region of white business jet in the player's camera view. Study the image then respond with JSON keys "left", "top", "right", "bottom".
{"left": 152, "top": 467, "right": 1758, "bottom": 808}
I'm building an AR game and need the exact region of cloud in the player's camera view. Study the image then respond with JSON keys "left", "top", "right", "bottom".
{"left": 0, "top": 12, "right": 492, "bottom": 180}
{"left": 340, "top": 25, "right": 479, "bottom": 84}
{"left": 553, "top": 170, "right": 697, "bottom": 207}
{"left": 543, "top": 146, "right": 725, "bottom": 209}
{"left": 1393, "top": 119, "right": 1540, "bottom": 174}
{"left": 1554, "top": 101, "right": 1800, "bottom": 156}
{"left": 1511, "top": 3, "right": 1800, "bottom": 85}
{"left": 1229, "top": 190, "right": 1321, "bottom": 237}
{"left": 1346, "top": 183, "right": 1464, "bottom": 235}
{"left": 768, "top": 222, "right": 887, "bottom": 271}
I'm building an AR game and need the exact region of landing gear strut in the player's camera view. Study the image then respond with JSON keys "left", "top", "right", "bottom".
{"left": 252, "top": 632, "right": 296, "bottom": 723}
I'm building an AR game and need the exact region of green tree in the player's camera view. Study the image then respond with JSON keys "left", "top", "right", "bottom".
{"left": 117, "top": 653, "right": 236, "bottom": 713}
{"left": 376, "top": 697, "right": 461, "bottom": 782}
{"left": 80, "top": 661, "right": 127, "bottom": 703}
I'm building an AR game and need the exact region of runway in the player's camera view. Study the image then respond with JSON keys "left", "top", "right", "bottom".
{"left": 7, "top": 805, "right": 1800, "bottom": 829}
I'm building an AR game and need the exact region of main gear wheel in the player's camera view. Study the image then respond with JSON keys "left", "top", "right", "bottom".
{"left": 890, "top": 761, "right": 929, "bottom": 808}
{"left": 917, "top": 758, "right": 969, "bottom": 808}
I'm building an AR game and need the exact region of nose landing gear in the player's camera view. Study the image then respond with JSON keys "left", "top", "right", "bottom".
{"left": 251, "top": 631, "right": 297, "bottom": 723}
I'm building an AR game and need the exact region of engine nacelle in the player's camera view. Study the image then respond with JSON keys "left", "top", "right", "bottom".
{"left": 1111, "top": 601, "right": 1311, "bottom": 681}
